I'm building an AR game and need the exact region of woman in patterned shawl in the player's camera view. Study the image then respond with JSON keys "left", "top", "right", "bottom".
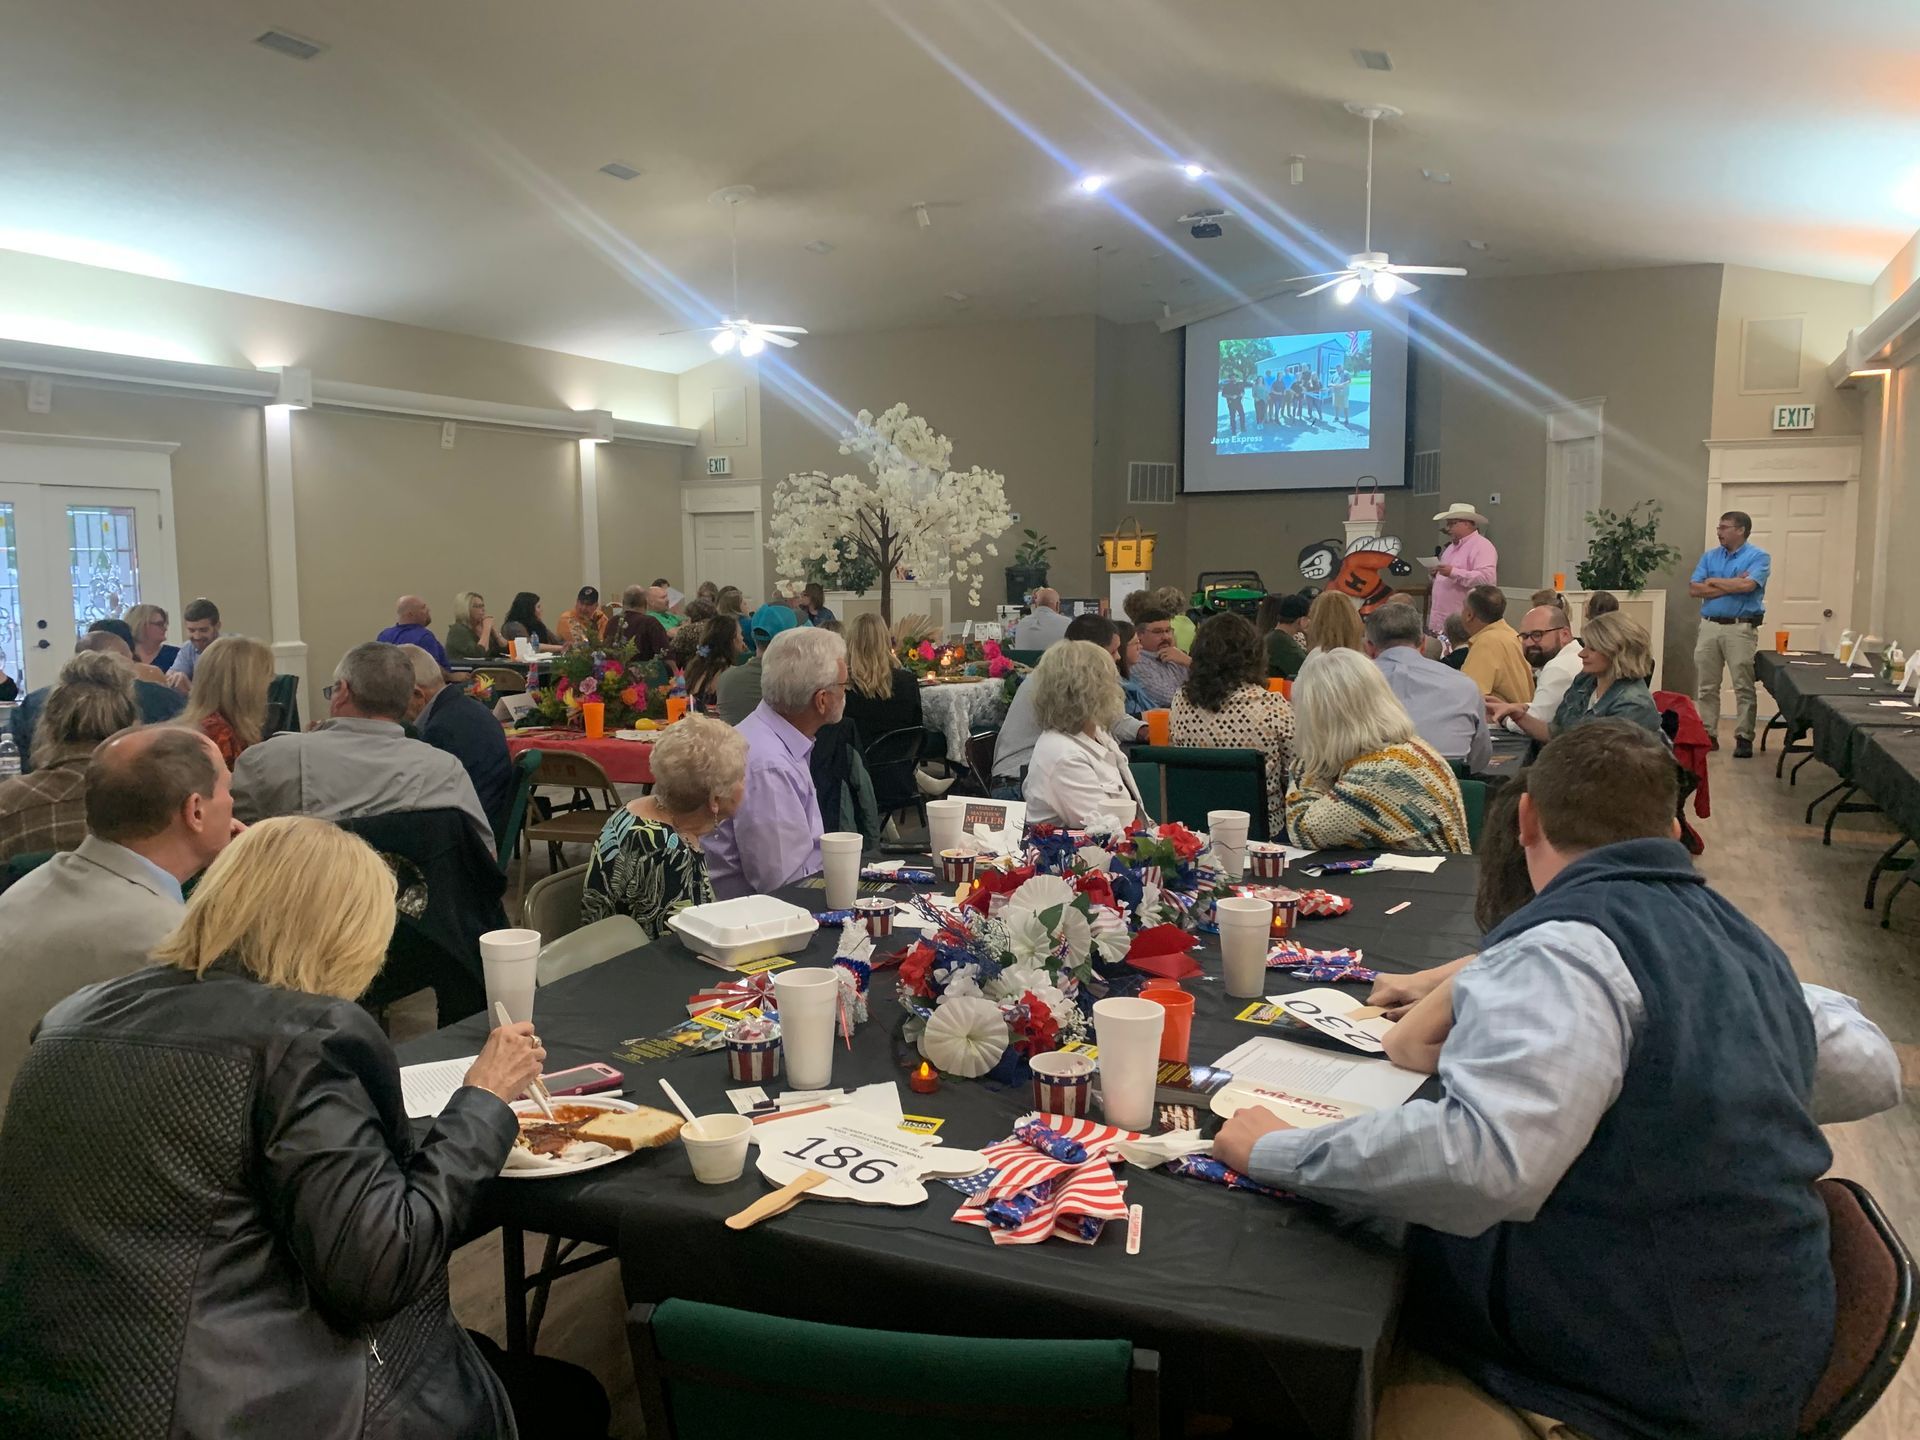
{"left": 580, "top": 715, "right": 748, "bottom": 935}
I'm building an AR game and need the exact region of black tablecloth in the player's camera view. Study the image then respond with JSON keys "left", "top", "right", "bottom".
{"left": 1474, "top": 731, "right": 1530, "bottom": 781}
{"left": 402, "top": 855, "right": 1483, "bottom": 1440}
{"left": 1755, "top": 652, "right": 1896, "bottom": 733}
{"left": 1853, "top": 729, "right": 1920, "bottom": 842}
{"left": 1805, "top": 692, "right": 1920, "bottom": 773}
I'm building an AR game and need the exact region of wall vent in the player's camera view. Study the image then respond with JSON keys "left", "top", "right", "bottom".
{"left": 1127, "top": 461, "right": 1177, "bottom": 505}
{"left": 1411, "top": 449, "right": 1441, "bottom": 496}
{"left": 254, "top": 29, "right": 326, "bottom": 61}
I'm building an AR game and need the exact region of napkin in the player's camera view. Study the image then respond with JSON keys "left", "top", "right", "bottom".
{"left": 1126, "top": 923, "right": 1204, "bottom": 978}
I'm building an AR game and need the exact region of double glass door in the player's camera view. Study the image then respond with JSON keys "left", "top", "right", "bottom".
{"left": 0, "top": 483, "right": 167, "bottom": 692}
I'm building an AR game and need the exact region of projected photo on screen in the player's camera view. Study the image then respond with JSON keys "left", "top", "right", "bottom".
{"left": 1213, "top": 331, "right": 1371, "bottom": 456}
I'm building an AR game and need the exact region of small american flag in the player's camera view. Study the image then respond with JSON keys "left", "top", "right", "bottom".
{"left": 952, "top": 1112, "right": 1139, "bottom": 1245}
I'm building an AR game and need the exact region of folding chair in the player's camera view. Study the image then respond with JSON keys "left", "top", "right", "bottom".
{"left": 523, "top": 750, "right": 623, "bottom": 872}
{"left": 1798, "top": 1178, "right": 1918, "bottom": 1437}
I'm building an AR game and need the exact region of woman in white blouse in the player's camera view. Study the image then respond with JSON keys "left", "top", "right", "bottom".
{"left": 1022, "top": 640, "right": 1145, "bottom": 828}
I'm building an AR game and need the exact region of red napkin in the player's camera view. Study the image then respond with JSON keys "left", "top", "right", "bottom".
{"left": 1126, "top": 924, "right": 1204, "bottom": 978}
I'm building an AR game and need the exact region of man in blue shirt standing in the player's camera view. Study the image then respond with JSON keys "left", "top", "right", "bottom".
{"left": 1689, "top": 510, "right": 1770, "bottom": 758}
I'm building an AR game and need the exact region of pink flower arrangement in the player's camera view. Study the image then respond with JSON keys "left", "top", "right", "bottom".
{"left": 619, "top": 683, "right": 644, "bottom": 708}
{"left": 917, "top": 640, "right": 938, "bottom": 662}
{"left": 603, "top": 661, "right": 624, "bottom": 678}
{"left": 981, "top": 639, "right": 1003, "bottom": 659}
{"left": 577, "top": 676, "right": 600, "bottom": 699}
{"left": 987, "top": 655, "right": 1012, "bottom": 678}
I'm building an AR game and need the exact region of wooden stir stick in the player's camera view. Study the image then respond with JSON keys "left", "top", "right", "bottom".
{"left": 725, "top": 1171, "right": 828, "bottom": 1230}
{"left": 494, "top": 1001, "right": 555, "bottom": 1119}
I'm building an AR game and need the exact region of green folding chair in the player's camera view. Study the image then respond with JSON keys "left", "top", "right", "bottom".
{"left": 628, "top": 1299, "right": 1160, "bottom": 1439}
{"left": 3, "top": 850, "right": 55, "bottom": 888}
{"left": 495, "top": 749, "right": 545, "bottom": 872}
{"left": 1457, "top": 776, "right": 1488, "bottom": 849}
{"left": 1006, "top": 648, "right": 1046, "bottom": 668}
{"left": 264, "top": 673, "right": 301, "bottom": 736}
{"left": 1125, "top": 744, "right": 1269, "bottom": 840}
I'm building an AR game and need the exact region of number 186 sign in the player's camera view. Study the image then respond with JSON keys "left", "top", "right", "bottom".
{"left": 753, "top": 1114, "right": 937, "bottom": 1207}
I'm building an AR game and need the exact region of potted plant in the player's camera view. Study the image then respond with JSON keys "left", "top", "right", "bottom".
{"left": 1575, "top": 501, "right": 1684, "bottom": 593}
{"left": 1005, "top": 529, "right": 1055, "bottom": 607}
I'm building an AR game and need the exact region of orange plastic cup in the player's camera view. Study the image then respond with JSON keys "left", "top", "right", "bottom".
{"left": 1145, "top": 989, "right": 1194, "bottom": 1063}
{"left": 581, "top": 701, "right": 605, "bottom": 739}
{"left": 1775, "top": 630, "right": 1790, "bottom": 654}
{"left": 1268, "top": 677, "right": 1292, "bottom": 699}
{"left": 665, "top": 696, "right": 690, "bottom": 724}
{"left": 1141, "top": 978, "right": 1185, "bottom": 996}
{"left": 1552, "top": 572, "right": 1567, "bottom": 592}
{"left": 1145, "top": 709, "right": 1172, "bottom": 746}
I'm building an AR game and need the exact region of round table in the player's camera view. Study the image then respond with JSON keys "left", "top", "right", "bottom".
{"left": 507, "top": 729, "right": 654, "bottom": 785}
{"left": 918, "top": 678, "right": 1009, "bottom": 760}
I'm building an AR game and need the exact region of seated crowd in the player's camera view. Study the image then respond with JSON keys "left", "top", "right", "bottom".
{"left": 0, "top": 561, "right": 1903, "bottom": 1440}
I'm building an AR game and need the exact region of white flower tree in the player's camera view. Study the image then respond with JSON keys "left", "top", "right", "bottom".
{"left": 768, "top": 403, "right": 1014, "bottom": 621}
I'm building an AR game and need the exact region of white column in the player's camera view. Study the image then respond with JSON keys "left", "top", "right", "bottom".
{"left": 261, "top": 403, "right": 308, "bottom": 702}
{"left": 578, "top": 438, "right": 603, "bottom": 590}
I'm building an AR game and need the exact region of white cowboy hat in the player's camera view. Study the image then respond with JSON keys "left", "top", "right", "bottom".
{"left": 1432, "top": 502, "right": 1489, "bottom": 527}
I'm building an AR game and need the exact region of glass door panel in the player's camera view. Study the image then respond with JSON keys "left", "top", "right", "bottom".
{"left": 65, "top": 502, "right": 144, "bottom": 637}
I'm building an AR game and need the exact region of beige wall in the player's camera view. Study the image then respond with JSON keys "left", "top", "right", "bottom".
{"left": 0, "top": 375, "right": 271, "bottom": 638}
{"left": 677, "top": 355, "right": 764, "bottom": 489}
{"left": 758, "top": 316, "right": 1099, "bottom": 614}
{"left": 1710, "top": 265, "right": 1870, "bottom": 440}
{"left": 598, "top": 441, "right": 691, "bottom": 603}
{"left": 0, "top": 250, "right": 680, "bottom": 422}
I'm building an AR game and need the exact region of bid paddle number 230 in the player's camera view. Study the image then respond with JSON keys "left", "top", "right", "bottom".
{"left": 782, "top": 1135, "right": 900, "bottom": 1187}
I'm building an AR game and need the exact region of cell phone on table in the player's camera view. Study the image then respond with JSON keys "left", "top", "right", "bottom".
{"left": 538, "top": 1062, "right": 624, "bottom": 1096}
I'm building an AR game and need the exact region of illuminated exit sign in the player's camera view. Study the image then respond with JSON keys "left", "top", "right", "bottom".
{"left": 1772, "top": 404, "right": 1816, "bottom": 431}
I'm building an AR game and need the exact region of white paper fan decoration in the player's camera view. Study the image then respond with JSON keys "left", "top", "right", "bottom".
{"left": 919, "top": 995, "right": 1009, "bottom": 1077}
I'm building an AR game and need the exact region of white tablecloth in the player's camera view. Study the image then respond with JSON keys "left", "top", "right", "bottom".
{"left": 919, "top": 679, "right": 1009, "bottom": 759}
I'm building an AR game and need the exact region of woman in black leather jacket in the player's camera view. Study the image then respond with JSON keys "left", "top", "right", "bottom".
{"left": 0, "top": 816, "right": 548, "bottom": 1438}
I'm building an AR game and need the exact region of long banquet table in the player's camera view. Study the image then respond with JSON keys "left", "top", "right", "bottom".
{"left": 402, "top": 852, "right": 1483, "bottom": 1439}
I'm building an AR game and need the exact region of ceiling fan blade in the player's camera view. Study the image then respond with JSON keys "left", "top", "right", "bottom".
{"left": 1278, "top": 271, "right": 1349, "bottom": 284}
{"left": 658, "top": 325, "right": 724, "bottom": 337}
{"left": 761, "top": 332, "right": 800, "bottom": 348}
{"left": 1396, "top": 278, "right": 1421, "bottom": 294}
{"left": 752, "top": 324, "right": 809, "bottom": 334}
{"left": 1385, "top": 265, "right": 1468, "bottom": 277}
{"left": 1295, "top": 275, "right": 1354, "bottom": 298}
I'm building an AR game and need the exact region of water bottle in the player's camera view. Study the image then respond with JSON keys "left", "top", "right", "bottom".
{"left": 1838, "top": 630, "right": 1856, "bottom": 663}
{"left": 0, "top": 731, "right": 19, "bottom": 782}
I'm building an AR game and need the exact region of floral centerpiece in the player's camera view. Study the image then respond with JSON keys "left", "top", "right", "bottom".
{"left": 768, "top": 403, "right": 1014, "bottom": 620}
{"left": 900, "top": 635, "right": 1015, "bottom": 682}
{"left": 527, "top": 639, "right": 672, "bottom": 729}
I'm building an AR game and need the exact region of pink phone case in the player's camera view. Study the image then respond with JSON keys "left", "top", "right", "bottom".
{"left": 541, "top": 1063, "right": 623, "bottom": 1096}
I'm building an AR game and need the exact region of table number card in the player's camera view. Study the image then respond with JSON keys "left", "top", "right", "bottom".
{"left": 751, "top": 1111, "right": 942, "bottom": 1207}
{"left": 1272, "top": 988, "right": 1395, "bottom": 1055}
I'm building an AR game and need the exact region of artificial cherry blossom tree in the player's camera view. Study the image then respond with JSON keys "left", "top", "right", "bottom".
{"left": 768, "top": 403, "right": 1014, "bottom": 621}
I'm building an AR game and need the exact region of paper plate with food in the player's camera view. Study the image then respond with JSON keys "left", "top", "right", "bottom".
{"left": 503, "top": 1096, "right": 684, "bottom": 1178}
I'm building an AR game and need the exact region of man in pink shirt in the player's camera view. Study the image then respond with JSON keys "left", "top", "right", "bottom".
{"left": 1426, "top": 503, "right": 1499, "bottom": 638}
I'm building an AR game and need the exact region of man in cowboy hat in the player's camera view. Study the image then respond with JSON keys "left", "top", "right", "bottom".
{"left": 1427, "top": 503, "right": 1499, "bottom": 640}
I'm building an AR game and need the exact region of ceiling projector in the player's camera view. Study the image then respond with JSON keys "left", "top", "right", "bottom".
{"left": 1179, "top": 209, "right": 1228, "bottom": 240}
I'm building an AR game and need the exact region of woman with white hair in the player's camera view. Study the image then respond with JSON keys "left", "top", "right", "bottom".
{"left": 1022, "top": 639, "right": 1145, "bottom": 828}
{"left": 582, "top": 715, "right": 747, "bottom": 935}
{"left": 0, "top": 816, "right": 611, "bottom": 1436}
{"left": 1285, "top": 647, "right": 1471, "bottom": 853}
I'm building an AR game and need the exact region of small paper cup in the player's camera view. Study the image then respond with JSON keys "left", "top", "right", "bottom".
{"left": 1247, "top": 843, "right": 1287, "bottom": 881}
{"left": 938, "top": 849, "right": 978, "bottom": 885}
{"left": 1029, "top": 1049, "right": 1095, "bottom": 1119}
{"left": 854, "top": 898, "right": 896, "bottom": 938}
{"left": 725, "top": 1030, "right": 783, "bottom": 1083}
{"left": 682, "top": 1113, "right": 752, "bottom": 1184}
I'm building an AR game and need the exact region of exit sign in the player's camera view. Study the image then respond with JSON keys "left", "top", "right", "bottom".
{"left": 1772, "top": 404, "right": 1816, "bottom": 431}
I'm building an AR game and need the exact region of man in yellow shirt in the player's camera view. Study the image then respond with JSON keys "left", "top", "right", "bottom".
{"left": 1457, "top": 586, "right": 1534, "bottom": 705}
{"left": 556, "top": 586, "right": 612, "bottom": 647}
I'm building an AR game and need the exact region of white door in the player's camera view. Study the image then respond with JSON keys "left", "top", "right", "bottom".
{"left": 1719, "top": 481, "right": 1855, "bottom": 650}
{"left": 1546, "top": 435, "right": 1602, "bottom": 583}
{"left": 691, "top": 511, "right": 761, "bottom": 593}
{"left": 0, "top": 483, "right": 169, "bottom": 691}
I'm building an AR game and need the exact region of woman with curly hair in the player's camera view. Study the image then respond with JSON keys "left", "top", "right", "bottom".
{"left": 1170, "top": 613, "right": 1295, "bottom": 838}
{"left": 1021, "top": 640, "right": 1143, "bottom": 828}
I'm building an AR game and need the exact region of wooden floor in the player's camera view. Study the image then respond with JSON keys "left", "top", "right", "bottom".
{"left": 444, "top": 714, "right": 1920, "bottom": 1438}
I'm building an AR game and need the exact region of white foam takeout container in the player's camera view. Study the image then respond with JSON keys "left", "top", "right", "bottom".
{"left": 668, "top": 895, "right": 820, "bottom": 969}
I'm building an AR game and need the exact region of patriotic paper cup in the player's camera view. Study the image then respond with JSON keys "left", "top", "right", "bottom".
{"left": 1029, "top": 1049, "right": 1095, "bottom": 1120}
{"left": 1247, "top": 843, "right": 1287, "bottom": 881}
{"left": 938, "top": 849, "right": 978, "bottom": 885}
{"left": 724, "top": 1024, "right": 783, "bottom": 1083}
{"left": 854, "top": 898, "right": 896, "bottom": 938}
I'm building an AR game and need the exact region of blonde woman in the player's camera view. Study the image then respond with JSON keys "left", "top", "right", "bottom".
{"left": 843, "top": 611, "right": 922, "bottom": 745}
{"left": 1305, "top": 589, "right": 1367, "bottom": 656}
{"left": 582, "top": 714, "right": 748, "bottom": 935}
{"left": 1022, "top": 639, "right": 1144, "bottom": 828}
{"left": 1285, "top": 647, "right": 1470, "bottom": 853}
{"left": 0, "top": 817, "right": 555, "bottom": 1436}
{"left": 445, "top": 590, "right": 509, "bottom": 661}
{"left": 1490, "top": 610, "right": 1661, "bottom": 741}
{"left": 123, "top": 602, "right": 178, "bottom": 671}
{"left": 182, "top": 634, "right": 275, "bottom": 765}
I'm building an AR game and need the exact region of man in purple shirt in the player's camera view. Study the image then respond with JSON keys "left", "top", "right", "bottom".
{"left": 705, "top": 627, "right": 848, "bottom": 899}
{"left": 375, "top": 595, "right": 450, "bottom": 669}
{"left": 1426, "top": 503, "right": 1499, "bottom": 639}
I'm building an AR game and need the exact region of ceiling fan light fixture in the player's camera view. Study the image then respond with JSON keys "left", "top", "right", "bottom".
{"left": 1371, "top": 272, "right": 1398, "bottom": 302}
{"left": 1182, "top": 163, "right": 1208, "bottom": 180}
{"left": 1076, "top": 174, "right": 1108, "bottom": 195}
{"left": 709, "top": 329, "right": 737, "bottom": 355}
{"left": 738, "top": 332, "right": 766, "bottom": 357}
{"left": 1334, "top": 277, "right": 1364, "bottom": 305}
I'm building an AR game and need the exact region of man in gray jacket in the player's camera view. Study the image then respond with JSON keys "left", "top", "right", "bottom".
{"left": 0, "top": 726, "right": 240, "bottom": 1099}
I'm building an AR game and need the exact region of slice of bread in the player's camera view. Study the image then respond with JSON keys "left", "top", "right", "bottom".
{"left": 576, "top": 1106, "right": 684, "bottom": 1152}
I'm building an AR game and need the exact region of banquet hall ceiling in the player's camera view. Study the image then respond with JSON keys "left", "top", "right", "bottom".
{"left": 4, "top": 0, "right": 1917, "bottom": 372}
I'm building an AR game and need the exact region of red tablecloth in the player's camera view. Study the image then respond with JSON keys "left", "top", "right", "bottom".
{"left": 507, "top": 730, "right": 654, "bottom": 785}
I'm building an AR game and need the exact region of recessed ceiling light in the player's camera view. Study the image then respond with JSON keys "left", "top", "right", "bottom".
{"left": 1182, "top": 163, "right": 1208, "bottom": 180}
{"left": 1422, "top": 169, "right": 1451, "bottom": 184}
{"left": 1076, "top": 174, "right": 1109, "bottom": 195}
{"left": 945, "top": 290, "right": 969, "bottom": 302}
{"left": 802, "top": 239, "right": 835, "bottom": 255}
{"left": 1352, "top": 49, "right": 1393, "bottom": 72}
{"left": 598, "top": 161, "right": 642, "bottom": 181}
{"left": 254, "top": 29, "right": 326, "bottom": 61}
{"left": 1467, "top": 239, "right": 1491, "bottom": 251}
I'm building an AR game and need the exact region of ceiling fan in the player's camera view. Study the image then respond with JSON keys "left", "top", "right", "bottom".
{"left": 1282, "top": 103, "right": 1467, "bottom": 303}
{"left": 660, "top": 185, "right": 807, "bottom": 355}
